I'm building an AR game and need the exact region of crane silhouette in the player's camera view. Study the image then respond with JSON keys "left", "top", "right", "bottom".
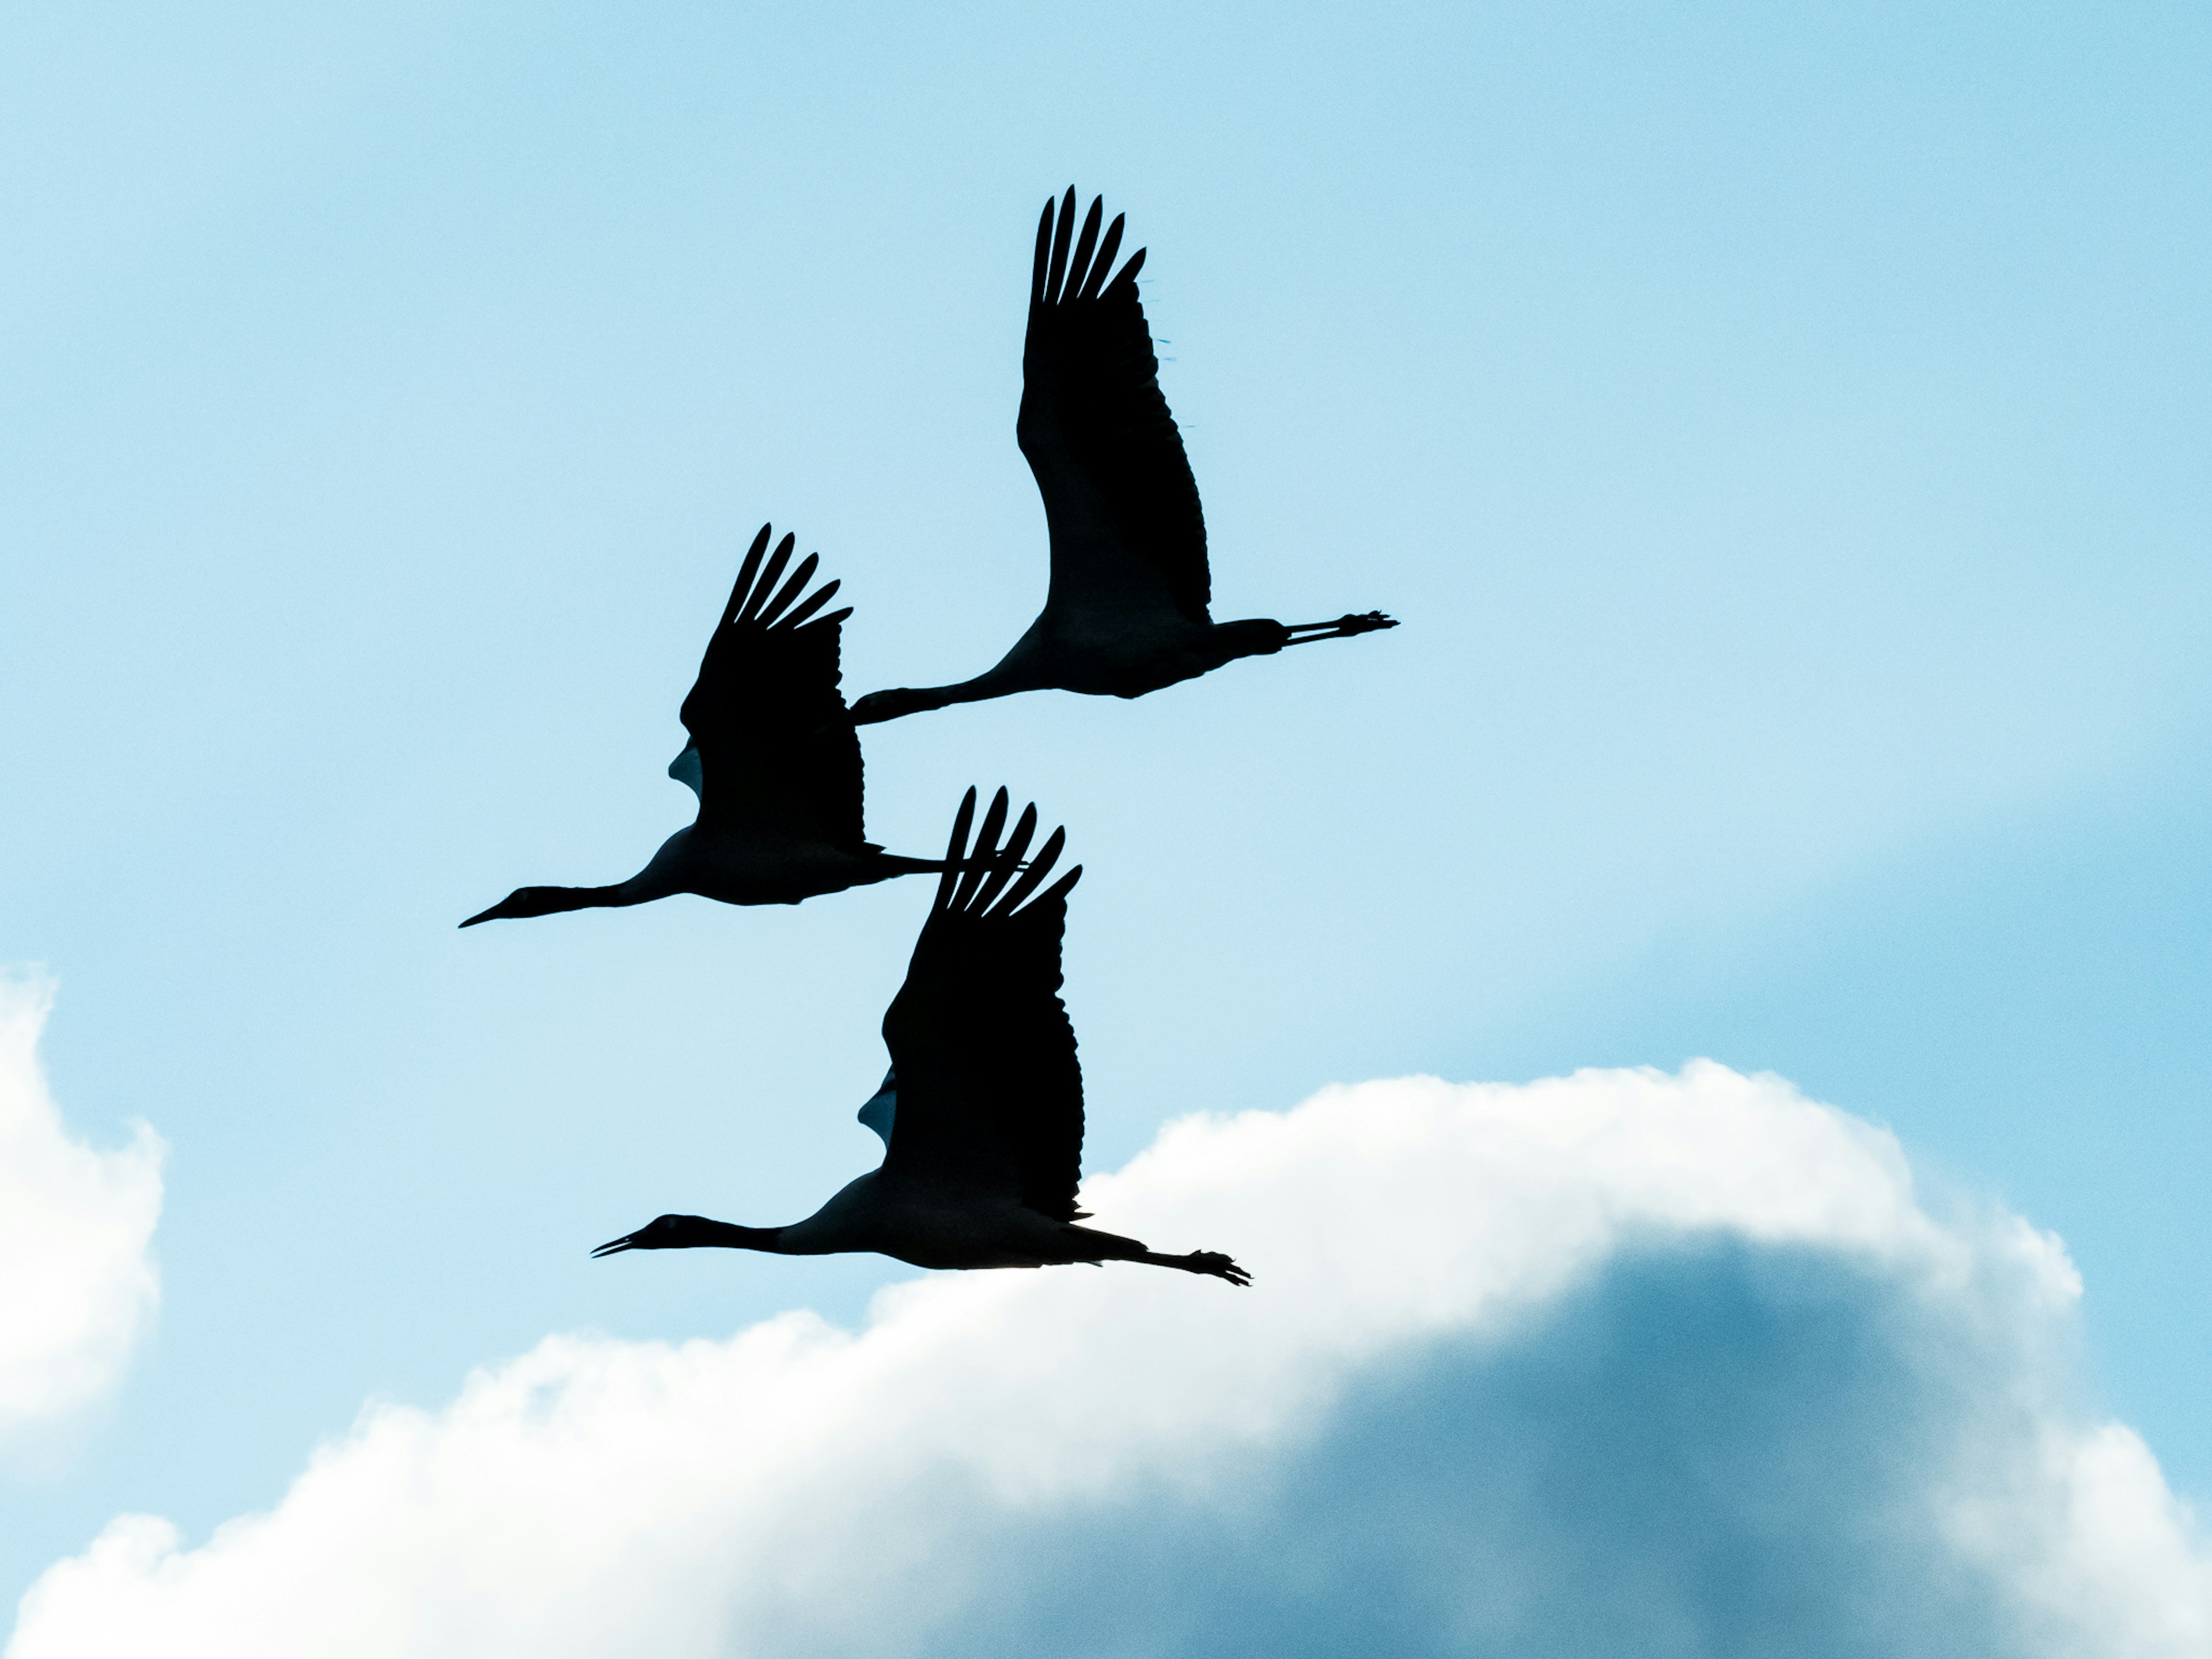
{"left": 590, "top": 786, "right": 1251, "bottom": 1285}
{"left": 849, "top": 189, "right": 1396, "bottom": 726}
{"left": 463, "top": 525, "right": 946, "bottom": 927}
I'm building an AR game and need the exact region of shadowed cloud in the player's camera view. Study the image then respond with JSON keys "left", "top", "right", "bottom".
{"left": 10, "top": 1065, "right": 2205, "bottom": 1658}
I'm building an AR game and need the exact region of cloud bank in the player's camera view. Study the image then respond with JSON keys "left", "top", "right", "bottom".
{"left": 0, "top": 976, "right": 163, "bottom": 1448}
{"left": 11, "top": 1063, "right": 2208, "bottom": 1657}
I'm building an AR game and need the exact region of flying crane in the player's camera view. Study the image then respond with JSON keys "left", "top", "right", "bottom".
{"left": 590, "top": 787, "right": 1251, "bottom": 1286}
{"left": 850, "top": 190, "right": 1396, "bottom": 725}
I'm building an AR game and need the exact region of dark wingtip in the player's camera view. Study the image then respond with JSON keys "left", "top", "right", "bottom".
{"left": 1077, "top": 213, "right": 1126, "bottom": 301}
{"left": 1066, "top": 195, "right": 1103, "bottom": 300}
{"left": 952, "top": 788, "right": 1013, "bottom": 910}
{"left": 738, "top": 533, "right": 798, "bottom": 623}
{"left": 1045, "top": 188, "right": 1077, "bottom": 304}
{"left": 1032, "top": 198, "right": 1055, "bottom": 302}
{"left": 758, "top": 550, "right": 820, "bottom": 626}
{"left": 723, "top": 524, "right": 774, "bottom": 626}
{"left": 934, "top": 786, "right": 980, "bottom": 910}
{"left": 992, "top": 823, "right": 1064, "bottom": 914}
{"left": 1049, "top": 862, "right": 1083, "bottom": 907}
{"left": 784, "top": 576, "right": 843, "bottom": 630}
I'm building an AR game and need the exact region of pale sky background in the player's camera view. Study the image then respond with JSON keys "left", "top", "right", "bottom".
{"left": 3, "top": 0, "right": 2209, "bottom": 1645}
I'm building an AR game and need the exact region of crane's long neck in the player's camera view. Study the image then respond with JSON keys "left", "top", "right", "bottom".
{"left": 853, "top": 641, "right": 1053, "bottom": 725}
{"left": 672, "top": 1219, "right": 795, "bottom": 1253}
{"left": 854, "top": 669, "right": 1025, "bottom": 724}
{"left": 459, "top": 873, "right": 671, "bottom": 927}
{"left": 531, "top": 883, "right": 639, "bottom": 915}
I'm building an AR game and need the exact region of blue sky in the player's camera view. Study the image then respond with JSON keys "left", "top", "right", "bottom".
{"left": 3, "top": 1, "right": 2209, "bottom": 1647}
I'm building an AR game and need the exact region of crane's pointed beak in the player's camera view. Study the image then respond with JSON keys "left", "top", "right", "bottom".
{"left": 590, "top": 1234, "right": 638, "bottom": 1258}
{"left": 459, "top": 888, "right": 533, "bottom": 927}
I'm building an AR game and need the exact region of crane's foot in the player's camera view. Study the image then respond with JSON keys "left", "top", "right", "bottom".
{"left": 1283, "top": 611, "right": 1399, "bottom": 643}
{"left": 1177, "top": 1250, "right": 1252, "bottom": 1287}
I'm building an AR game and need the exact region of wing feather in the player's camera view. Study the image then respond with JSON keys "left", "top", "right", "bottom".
{"left": 677, "top": 525, "right": 868, "bottom": 847}
{"left": 759, "top": 551, "right": 819, "bottom": 624}
{"left": 880, "top": 788, "right": 1085, "bottom": 1220}
{"left": 1017, "top": 191, "right": 1210, "bottom": 626}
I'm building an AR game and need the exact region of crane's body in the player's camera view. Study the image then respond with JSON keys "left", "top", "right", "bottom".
{"left": 862, "top": 610, "right": 1321, "bottom": 719}
{"left": 606, "top": 1173, "right": 1212, "bottom": 1275}
{"left": 463, "top": 526, "right": 941, "bottom": 927}
{"left": 851, "top": 190, "right": 1395, "bottom": 726}
{"left": 592, "top": 787, "right": 1250, "bottom": 1286}
{"left": 488, "top": 823, "right": 935, "bottom": 920}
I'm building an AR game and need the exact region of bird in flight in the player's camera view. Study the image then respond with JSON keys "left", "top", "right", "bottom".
{"left": 850, "top": 188, "right": 1396, "bottom": 726}
{"left": 463, "top": 525, "right": 946, "bottom": 927}
{"left": 590, "top": 786, "right": 1252, "bottom": 1285}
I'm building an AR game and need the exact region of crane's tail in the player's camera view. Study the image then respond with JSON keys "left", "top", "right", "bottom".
{"left": 1282, "top": 611, "right": 1399, "bottom": 645}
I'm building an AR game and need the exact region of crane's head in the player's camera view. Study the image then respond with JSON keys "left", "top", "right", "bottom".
{"left": 459, "top": 885, "right": 606, "bottom": 927}
{"left": 591, "top": 1214, "right": 707, "bottom": 1257}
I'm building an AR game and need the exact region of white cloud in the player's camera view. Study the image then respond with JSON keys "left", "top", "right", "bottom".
{"left": 10, "top": 1062, "right": 2208, "bottom": 1658}
{"left": 0, "top": 975, "right": 163, "bottom": 1447}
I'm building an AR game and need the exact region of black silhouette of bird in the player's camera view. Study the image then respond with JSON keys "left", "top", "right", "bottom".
{"left": 463, "top": 525, "right": 946, "bottom": 927}
{"left": 591, "top": 786, "right": 1251, "bottom": 1285}
{"left": 849, "top": 188, "right": 1396, "bottom": 725}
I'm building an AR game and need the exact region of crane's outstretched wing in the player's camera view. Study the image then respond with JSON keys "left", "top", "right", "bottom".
{"left": 1017, "top": 189, "right": 1211, "bottom": 627}
{"left": 880, "top": 786, "right": 1085, "bottom": 1220}
{"left": 676, "top": 524, "right": 865, "bottom": 846}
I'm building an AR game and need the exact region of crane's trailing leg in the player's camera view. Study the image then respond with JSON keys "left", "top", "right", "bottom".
{"left": 1068, "top": 1222, "right": 1251, "bottom": 1285}
{"left": 1281, "top": 611, "right": 1399, "bottom": 645}
{"left": 1136, "top": 1250, "right": 1252, "bottom": 1286}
